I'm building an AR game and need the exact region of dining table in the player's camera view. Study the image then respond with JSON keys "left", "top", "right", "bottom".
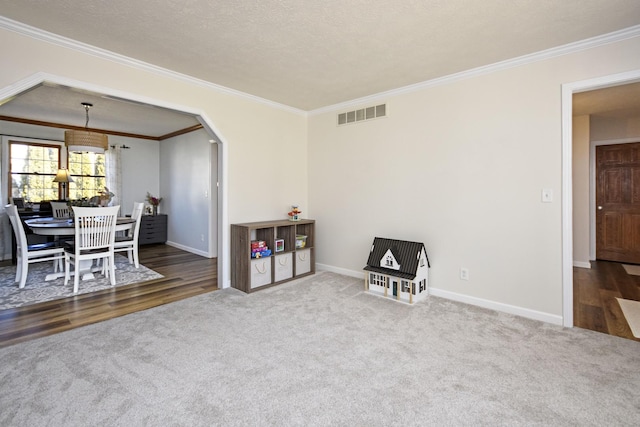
{"left": 25, "top": 216, "right": 136, "bottom": 281}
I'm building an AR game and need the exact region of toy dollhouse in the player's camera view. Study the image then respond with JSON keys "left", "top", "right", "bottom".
{"left": 363, "top": 237, "right": 430, "bottom": 304}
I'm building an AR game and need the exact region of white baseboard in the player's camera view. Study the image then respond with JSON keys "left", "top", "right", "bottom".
{"left": 573, "top": 261, "right": 591, "bottom": 269}
{"left": 428, "top": 288, "right": 563, "bottom": 325}
{"left": 316, "top": 263, "right": 363, "bottom": 279}
{"left": 165, "top": 241, "right": 210, "bottom": 258}
{"left": 317, "top": 263, "right": 563, "bottom": 326}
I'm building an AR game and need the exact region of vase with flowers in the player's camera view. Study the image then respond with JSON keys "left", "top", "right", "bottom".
{"left": 146, "top": 192, "right": 163, "bottom": 215}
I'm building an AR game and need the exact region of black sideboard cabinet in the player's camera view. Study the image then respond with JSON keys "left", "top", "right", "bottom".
{"left": 139, "top": 214, "right": 168, "bottom": 245}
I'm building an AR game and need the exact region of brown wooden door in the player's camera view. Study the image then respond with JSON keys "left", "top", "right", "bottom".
{"left": 596, "top": 142, "right": 640, "bottom": 263}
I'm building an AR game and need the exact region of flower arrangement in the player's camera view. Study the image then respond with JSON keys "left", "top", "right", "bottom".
{"left": 146, "top": 192, "right": 163, "bottom": 215}
{"left": 146, "top": 192, "right": 162, "bottom": 206}
{"left": 288, "top": 205, "right": 301, "bottom": 221}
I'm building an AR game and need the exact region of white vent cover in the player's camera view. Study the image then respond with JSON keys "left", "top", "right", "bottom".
{"left": 338, "top": 104, "right": 386, "bottom": 126}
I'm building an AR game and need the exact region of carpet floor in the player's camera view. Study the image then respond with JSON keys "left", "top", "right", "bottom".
{"left": 0, "top": 254, "right": 163, "bottom": 310}
{"left": 0, "top": 271, "right": 639, "bottom": 426}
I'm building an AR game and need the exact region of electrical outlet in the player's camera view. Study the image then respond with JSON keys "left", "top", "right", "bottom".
{"left": 460, "top": 268, "right": 469, "bottom": 281}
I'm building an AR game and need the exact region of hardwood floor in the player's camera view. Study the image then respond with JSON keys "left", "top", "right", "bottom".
{"left": 0, "top": 244, "right": 218, "bottom": 348}
{"left": 574, "top": 260, "right": 640, "bottom": 341}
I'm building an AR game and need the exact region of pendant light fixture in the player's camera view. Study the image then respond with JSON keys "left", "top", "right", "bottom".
{"left": 65, "top": 102, "right": 108, "bottom": 153}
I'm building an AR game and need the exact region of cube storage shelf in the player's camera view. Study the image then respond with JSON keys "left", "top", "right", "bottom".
{"left": 231, "top": 219, "right": 315, "bottom": 293}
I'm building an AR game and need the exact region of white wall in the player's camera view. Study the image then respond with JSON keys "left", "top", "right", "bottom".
{"left": 591, "top": 115, "right": 640, "bottom": 141}
{"left": 160, "top": 129, "right": 214, "bottom": 256}
{"left": 308, "top": 35, "right": 640, "bottom": 322}
{"left": 572, "top": 115, "right": 590, "bottom": 267}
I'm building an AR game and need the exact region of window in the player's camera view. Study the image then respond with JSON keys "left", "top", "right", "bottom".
{"left": 68, "top": 151, "right": 106, "bottom": 200}
{"left": 369, "top": 273, "right": 388, "bottom": 288}
{"left": 9, "top": 142, "right": 60, "bottom": 202}
{"left": 8, "top": 141, "right": 107, "bottom": 203}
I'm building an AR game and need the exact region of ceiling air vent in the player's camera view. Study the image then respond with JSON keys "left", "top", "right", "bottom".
{"left": 338, "top": 103, "right": 386, "bottom": 126}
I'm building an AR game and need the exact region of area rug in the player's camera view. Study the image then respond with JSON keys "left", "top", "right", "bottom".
{"left": 622, "top": 264, "right": 640, "bottom": 276}
{"left": 0, "top": 255, "right": 163, "bottom": 310}
{"left": 617, "top": 297, "right": 640, "bottom": 338}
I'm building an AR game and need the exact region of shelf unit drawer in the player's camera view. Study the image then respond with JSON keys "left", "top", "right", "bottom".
{"left": 274, "top": 253, "right": 293, "bottom": 282}
{"left": 296, "top": 249, "right": 312, "bottom": 275}
{"left": 250, "top": 258, "right": 272, "bottom": 289}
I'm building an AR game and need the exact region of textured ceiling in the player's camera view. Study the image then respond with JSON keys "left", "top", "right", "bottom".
{"left": 1, "top": 0, "right": 639, "bottom": 111}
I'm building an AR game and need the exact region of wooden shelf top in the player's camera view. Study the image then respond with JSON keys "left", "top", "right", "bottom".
{"left": 232, "top": 218, "right": 314, "bottom": 228}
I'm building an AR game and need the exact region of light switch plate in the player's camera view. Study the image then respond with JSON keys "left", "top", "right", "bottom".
{"left": 542, "top": 189, "right": 553, "bottom": 203}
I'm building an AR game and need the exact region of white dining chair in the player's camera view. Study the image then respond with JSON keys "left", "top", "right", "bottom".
{"left": 6, "top": 204, "right": 66, "bottom": 289}
{"left": 113, "top": 202, "right": 145, "bottom": 268}
{"left": 64, "top": 206, "right": 119, "bottom": 294}
{"left": 50, "top": 201, "right": 72, "bottom": 218}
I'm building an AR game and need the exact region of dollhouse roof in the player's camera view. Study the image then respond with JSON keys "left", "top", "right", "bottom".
{"left": 363, "top": 237, "right": 429, "bottom": 280}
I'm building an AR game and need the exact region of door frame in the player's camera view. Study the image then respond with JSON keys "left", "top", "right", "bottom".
{"left": 562, "top": 69, "right": 640, "bottom": 327}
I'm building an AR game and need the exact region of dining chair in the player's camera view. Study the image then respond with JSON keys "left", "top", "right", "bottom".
{"left": 114, "top": 202, "right": 145, "bottom": 268}
{"left": 64, "top": 206, "right": 119, "bottom": 294}
{"left": 50, "top": 201, "right": 72, "bottom": 218}
{"left": 5, "top": 204, "right": 66, "bottom": 289}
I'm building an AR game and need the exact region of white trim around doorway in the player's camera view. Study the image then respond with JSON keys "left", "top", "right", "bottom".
{"left": 562, "top": 69, "right": 640, "bottom": 328}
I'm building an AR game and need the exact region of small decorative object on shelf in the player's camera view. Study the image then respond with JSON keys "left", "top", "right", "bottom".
{"left": 251, "top": 240, "right": 272, "bottom": 258}
{"left": 70, "top": 187, "right": 114, "bottom": 207}
{"left": 146, "top": 192, "right": 163, "bottom": 215}
{"left": 98, "top": 187, "right": 114, "bottom": 207}
{"left": 288, "top": 205, "right": 301, "bottom": 221}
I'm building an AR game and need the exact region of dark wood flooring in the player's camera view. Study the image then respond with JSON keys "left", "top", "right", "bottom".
{"left": 573, "top": 260, "right": 640, "bottom": 341}
{"left": 0, "top": 244, "right": 218, "bottom": 348}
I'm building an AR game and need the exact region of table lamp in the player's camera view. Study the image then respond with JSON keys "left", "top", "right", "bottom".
{"left": 53, "top": 168, "right": 74, "bottom": 200}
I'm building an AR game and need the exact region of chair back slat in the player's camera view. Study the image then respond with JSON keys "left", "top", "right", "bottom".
{"left": 72, "top": 206, "right": 119, "bottom": 251}
{"left": 50, "top": 201, "right": 72, "bottom": 218}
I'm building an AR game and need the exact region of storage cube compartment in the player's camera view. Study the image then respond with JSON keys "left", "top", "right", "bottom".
{"left": 274, "top": 253, "right": 293, "bottom": 282}
{"left": 295, "top": 235, "right": 307, "bottom": 248}
{"left": 250, "top": 258, "right": 272, "bottom": 289}
{"left": 296, "top": 248, "right": 311, "bottom": 275}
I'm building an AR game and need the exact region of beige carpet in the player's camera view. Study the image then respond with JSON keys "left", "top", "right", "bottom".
{"left": 617, "top": 298, "right": 640, "bottom": 338}
{"left": 2, "top": 271, "right": 640, "bottom": 426}
{"left": 622, "top": 264, "right": 640, "bottom": 276}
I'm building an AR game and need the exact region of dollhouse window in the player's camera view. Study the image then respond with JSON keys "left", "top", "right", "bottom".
{"left": 401, "top": 281, "right": 410, "bottom": 293}
{"left": 420, "top": 256, "right": 425, "bottom": 267}
{"left": 419, "top": 279, "right": 426, "bottom": 292}
{"left": 385, "top": 255, "right": 393, "bottom": 266}
{"left": 370, "top": 273, "right": 387, "bottom": 288}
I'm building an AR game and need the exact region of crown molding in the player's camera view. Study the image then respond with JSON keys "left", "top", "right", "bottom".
{"left": 310, "top": 24, "right": 640, "bottom": 116}
{"left": 0, "top": 16, "right": 306, "bottom": 117}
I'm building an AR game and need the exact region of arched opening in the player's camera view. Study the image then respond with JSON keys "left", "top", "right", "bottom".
{"left": 0, "top": 73, "right": 229, "bottom": 289}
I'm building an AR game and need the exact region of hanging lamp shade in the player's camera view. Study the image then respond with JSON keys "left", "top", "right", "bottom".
{"left": 65, "top": 102, "right": 108, "bottom": 153}
{"left": 65, "top": 129, "right": 108, "bottom": 153}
